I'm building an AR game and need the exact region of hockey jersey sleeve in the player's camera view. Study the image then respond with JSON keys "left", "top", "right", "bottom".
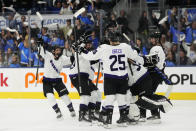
{"left": 125, "top": 43, "right": 144, "bottom": 64}
{"left": 40, "top": 46, "right": 51, "bottom": 59}
{"left": 81, "top": 45, "right": 104, "bottom": 61}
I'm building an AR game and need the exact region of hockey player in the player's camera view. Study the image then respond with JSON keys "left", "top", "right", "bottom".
{"left": 39, "top": 41, "right": 76, "bottom": 120}
{"left": 69, "top": 41, "right": 101, "bottom": 122}
{"left": 77, "top": 31, "right": 142, "bottom": 128}
{"left": 126, "top": 49, "right": 155, "bottom": 122}
{"left": 127, "top": 48, "right": 172, "bottom": 124}
{"left": 143, "top": 32, "right": 169, "bottom": 123}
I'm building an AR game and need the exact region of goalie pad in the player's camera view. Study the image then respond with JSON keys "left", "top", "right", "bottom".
{"left": 128, "top": 103, "right": 140, "bottom": 121}
{"left": 135, "top": 94, "right": 173, "bottom": 113}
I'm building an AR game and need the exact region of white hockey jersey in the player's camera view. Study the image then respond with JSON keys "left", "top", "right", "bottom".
{"left": 127, "top": 50, "right": 147, "bottom": 86}
{"left": 40, "top": 47, "right": 71, "bottom": 78}
{"left": 69, "top": 52, "right": 92, "bottom": 76}
{"left": 81, "top": 43, "right": 141, "bottom": 78}
{"left": 149, "top": 45, "right": 165, "bottom": 70}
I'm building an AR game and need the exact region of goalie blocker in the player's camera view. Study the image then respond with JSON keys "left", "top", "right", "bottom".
{"left": 135, "top": 94, "right": 173, "bottom": 113}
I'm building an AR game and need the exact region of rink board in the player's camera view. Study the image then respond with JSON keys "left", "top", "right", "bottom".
{"left": 0, "top": 67, "right": 196, "bottom": 100}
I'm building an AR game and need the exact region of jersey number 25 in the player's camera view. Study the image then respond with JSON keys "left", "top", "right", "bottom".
{"left": 109, "top": 54, "right": 125, "bottom": 71}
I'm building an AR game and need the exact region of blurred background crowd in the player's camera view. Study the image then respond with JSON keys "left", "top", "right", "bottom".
{"left": 0, "top": 0, "right": 196, "bottom": 68}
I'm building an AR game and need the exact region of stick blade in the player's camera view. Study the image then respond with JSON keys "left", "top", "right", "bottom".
{"left": 73, "top": 7, "right": 85, "bottom": 18}
{"left": 36, "top": 12, "right": 44, "bottom": 21}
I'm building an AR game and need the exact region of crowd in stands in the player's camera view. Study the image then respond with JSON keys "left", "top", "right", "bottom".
{"left": 0, "top": 0, "right": 196, "bottom": 68}
{"left": 137, "top": 6, "right": 196, "bottom": 66}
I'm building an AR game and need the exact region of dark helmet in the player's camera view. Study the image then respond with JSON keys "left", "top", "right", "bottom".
{"left": 108, "top": 31, "right": 121, "bottom": 42}
{"left": 150, "top": 31, "right": 161, "bottom": 39}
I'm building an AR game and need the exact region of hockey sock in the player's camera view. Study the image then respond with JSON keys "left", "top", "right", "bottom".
{"left": 80, "top": 104, "right": 88, "bottom": 112}
{"left": 88, "top": 102, "right": 96, "bottom": 110}
{"left": 95, "top": 102, "right": 101, "bottom": 111}
{"left": 46, "top": 93, "right": 59, "bottom": 113}
{"left": 52, "top": 103, "right": 60, "bottom": 113}
{"left": 67, "top": 103, "right": 74, "bottom": 112}
{"left": 119, "top": 105, "right": 127, "bottom": 116}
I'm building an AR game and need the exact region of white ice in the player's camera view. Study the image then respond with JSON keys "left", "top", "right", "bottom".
{"left": 0, "top": 99, "right": 196, "bottom": 131}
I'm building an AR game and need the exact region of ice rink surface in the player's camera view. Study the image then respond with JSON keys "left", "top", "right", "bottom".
{"left": 0, "top": 99, "right": 196, "bottom": 131}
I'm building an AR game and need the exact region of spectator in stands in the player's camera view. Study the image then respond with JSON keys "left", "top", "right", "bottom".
{"left": 117, "top": 10, "right": 133, "bottom": 34}
{"left": 49, "top": 1, "right": 62, "bottom": 14}
{"left": 178, "top": 49, "right": 192, "bottom": 66}
{"left": 170, "top": 44, "right": 178, "bottom": 64}
{"left": 0, "top": 53, "right": 5, "bottom": 67}
{"left": 9, "top": 54, "right": 21, "bottom": 68}
{"left": 169, "top": 23, "right": 185, "bottom": 44}
{"left": 78, "top": 11, "right": 94, "bottom": 30}
{"left": 72, "top": 19, "right": 85, "bottom": 39}
{"left": 94, "top": 12, "right": 105, "bottom": 38}
{"left": 160, "top": 34, "right": 172, "bottom": 54}
{"left": 185, "top": 21, "right": 196, "bottom": 45}
{"left": 4, "top": 31, "right": 17, "bottom": 53}
{"left": 183, "top": 9, "right": 194, "bottom": 24}
{"left": 106, "top": 12, "right": 117, "bottom": 29}
{"left": 89, "top": 30, "right": 99, "bottom": 49}
{"left": 189, "top": 44, "right": 196, "bottom": 65}
{"left": 159, "top": 21, "right": 170, "bottom": 39}
{"left": 2, "top": 7, "right": 17, "bottom": 29}
{"left": 4, "top": 48, "right": 13, "bottom": 66}
{"left": 60, "top": 19, "right": 73, "bottom": 39}
{"left": 50, "top": 33, "right": 61, "bottom": 47}
{"left": 17, "top": 15, "right": 27, "bottom": 34}
{"left": 37, "top": 27, "right": 51, "bottom": 44}
{"left": 69, "top": 0, "right": 79, "bottom": 14}
{"left": 59, "top": 1, "right": 73, "bottom": 15}
{"left": 30, "top": 38, "right": 44, "bottom": 67}
{"left": 138, "top": 10, "right": 149, "bottom": 36}
{"left": 0, "top": 29, "right": 7, "bottom": 52}
{"left": 63, "top": 40, "right": 73, "bottom": 57}
{"left": 168, "top": 6, "right": 178, "bottom": 26}
{"left": 135, "top": 38, "right": 148, "bottom": 55}
{"left": 18, "top": 36, "right": 31, "bottom": 67}
{"left": 165, "top": 50, "right": 176, "bottom": 67}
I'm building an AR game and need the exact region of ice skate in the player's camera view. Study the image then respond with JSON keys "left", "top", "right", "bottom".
{"left": 70, "top": 110, "right": 76, "bottom": 117}
{"left": 147, "top": 115, "right": 161, "bottom": 124}
{"left": 79, "top": 110, "right": 92, "bottom": 122}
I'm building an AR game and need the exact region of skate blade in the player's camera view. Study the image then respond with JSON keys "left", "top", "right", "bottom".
{"left": 138, "top": 118, "right": 146, "bottom": 123}
{"left": 117, "top": 122, "right": 128, "bottom": 127}
{"left": 57, "top": 117, "right": 64, "bottom": 121}
{"left": 128, "top": 121, "right": 138, "bottom": 125}
{"left": 103, "top": 124, "right": 112, "bottom": 129}
{"left": 147, "top": 119, "right": 161, "bottom": 124}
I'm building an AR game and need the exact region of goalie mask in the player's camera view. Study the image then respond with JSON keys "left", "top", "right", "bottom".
{"left": 52, "top": 45, "right": 63, "bottom": 60}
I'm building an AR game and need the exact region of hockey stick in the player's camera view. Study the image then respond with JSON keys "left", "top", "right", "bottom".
{"left": 35, "top": 12, "right": 44, "bottom": 87}
{"left": 123, "top": 33, "right": 134, "bottom": 76}
{"left": 73, "top": 8, "right": 86, "bottom": 93}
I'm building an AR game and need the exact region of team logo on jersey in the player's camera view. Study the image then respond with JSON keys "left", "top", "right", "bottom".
{"left": 50, "top": 60, "right": 60, "bottom": 74}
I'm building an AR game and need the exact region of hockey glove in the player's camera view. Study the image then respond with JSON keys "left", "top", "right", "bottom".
{"left": 143, "top": 54, "right": 159, "bottom": 68}
{"left": 37, "top": 38, "right": 44, "bottom": 47}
